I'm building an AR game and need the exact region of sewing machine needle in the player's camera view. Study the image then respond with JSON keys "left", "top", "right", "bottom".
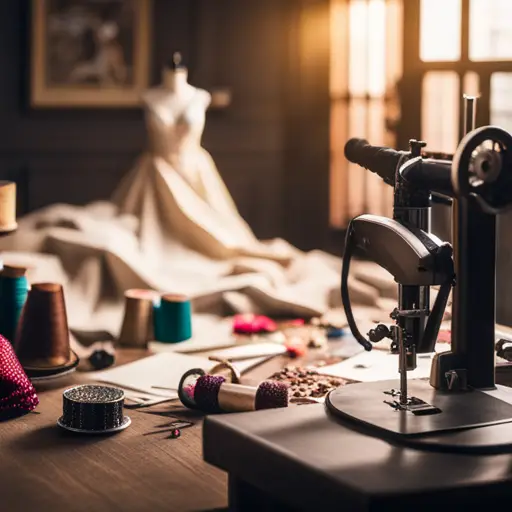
{"left": 398, "top": 328, "right": 408, "bottom": 406}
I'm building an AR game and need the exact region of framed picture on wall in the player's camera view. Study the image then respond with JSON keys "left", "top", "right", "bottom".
{"left": 30, "top": 0, "right": 151, "bottom": 108}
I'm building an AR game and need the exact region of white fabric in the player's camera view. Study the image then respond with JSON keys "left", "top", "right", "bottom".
{"left": 0, "top": 84, "right": 397, "bottom": 336}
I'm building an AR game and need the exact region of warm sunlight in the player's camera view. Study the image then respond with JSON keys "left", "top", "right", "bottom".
{"left": 420, "top": 0, "right": 461, "bottom": 62}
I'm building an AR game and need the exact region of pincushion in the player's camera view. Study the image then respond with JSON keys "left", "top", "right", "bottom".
{"left": 0, "top": 334, "right": 39, "bottom": 420}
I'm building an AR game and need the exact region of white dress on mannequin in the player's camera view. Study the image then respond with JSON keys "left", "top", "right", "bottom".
{"left": 112, "top": 63, "right": 291, "bottom": 266}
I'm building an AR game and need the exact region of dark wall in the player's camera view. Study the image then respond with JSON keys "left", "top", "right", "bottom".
{"left": 0, "top": 0, "right": 300, "bottom": 242}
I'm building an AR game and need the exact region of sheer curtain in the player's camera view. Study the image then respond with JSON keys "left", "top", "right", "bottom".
{"left": 329, "top": 0, "right": 402, "bottom": 228}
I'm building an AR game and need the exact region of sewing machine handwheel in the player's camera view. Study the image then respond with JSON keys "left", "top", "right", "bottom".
{"left": 452, "top": 126, "right": 512, "bottom": 214}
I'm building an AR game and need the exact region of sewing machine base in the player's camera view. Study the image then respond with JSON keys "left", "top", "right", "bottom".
{"left": 203, "top": 399, "right": 512, "bottom": 511}
{"left": 326, "top": 379, "right": 512, "bottom": 453}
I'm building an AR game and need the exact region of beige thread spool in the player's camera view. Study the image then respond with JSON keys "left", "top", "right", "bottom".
{"left": 217, "top": 383, "right": 257, "bottom": 412}
{"left": 117, "top": 289, "right": 160, "bottom": 348}
{"left": 0, "top": 181, "right": 17, "bottom": 233}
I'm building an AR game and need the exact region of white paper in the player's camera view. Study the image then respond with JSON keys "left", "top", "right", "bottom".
{"left": 207, "top": 342, "right": 286, "bottom": 360}
{"left": 317, "top": 350, "right": 437, "bottom": 382}
{"left": 233, "top": 356, "right": 271, "bottom": 374}
{"left": 92, "top": 353, "right": 215, "bottom": 398}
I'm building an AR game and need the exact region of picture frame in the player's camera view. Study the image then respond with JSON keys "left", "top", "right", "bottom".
{"left": 30, "top": 0, "right": 151, "bottom": 108}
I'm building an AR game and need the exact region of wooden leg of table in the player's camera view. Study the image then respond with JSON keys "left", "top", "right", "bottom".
{"left": 227, "top": 475, "right": 298, "bottom": 512}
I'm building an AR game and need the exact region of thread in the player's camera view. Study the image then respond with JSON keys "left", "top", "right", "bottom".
{"left": 0, "top": 181, "right": 17, "bottom": 233}
{"left": 117, "top": 289, "right": 160, "bottom": 348}
{"left": 60, "top": 385, "right": 126, "bottom": 432}
{"left": 153, "top": 293, "right": 192, "bottom": 343}
{"left": 0, "top": 265, "right": 29, "bottom": 343}
{"left": 15, "top": 283, "right": 76, "bottom": 370}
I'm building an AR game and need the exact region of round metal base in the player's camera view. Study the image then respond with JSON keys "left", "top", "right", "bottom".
{"left": 326, "top": 380, "right": 512, "bottom": 454}
{"left": 57, "top": 416, "right": 131, "bottom": 435}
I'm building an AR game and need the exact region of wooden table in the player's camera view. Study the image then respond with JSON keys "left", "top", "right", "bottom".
{"left": 0, "top": 345, "right": 321, "bottom": 512}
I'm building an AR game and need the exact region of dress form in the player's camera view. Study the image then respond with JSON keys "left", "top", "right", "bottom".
{"left": 112, "top": 53, "right": 291, "bottom": 264}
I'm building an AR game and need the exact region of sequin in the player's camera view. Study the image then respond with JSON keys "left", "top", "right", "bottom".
{"left": 0, "top": 334, "right": 39, "bottom": 418}
{"left": 169, "top": 428, "right": 181, "bottom": 439}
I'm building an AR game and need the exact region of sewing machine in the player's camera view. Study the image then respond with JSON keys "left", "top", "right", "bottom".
{"left": 326, "top": 96, "right": 512, "bottom": 451}
{"left": 203, "top": 97, "right": 512, "bottom": 509}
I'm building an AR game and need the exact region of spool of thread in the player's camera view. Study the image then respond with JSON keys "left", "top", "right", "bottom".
{"left": 59, "top": 385, "right": 129, "bottom": 433}
{"left": 15, "top": 283, "right": 73, "bottom": 369}
{"left": 117, "top": 289, "right": 160, "bottom": 348}
{"left": 178, "top": 371, "right": 289, "bottom": 413}
{"left": 0, "top": 181, "right": 17, "bottom": 233}
{"left": 0, "top": 265, "right": 29, "bottom": 343}
{"left": 153, "top": 293, "right": 192, "bottom": 343}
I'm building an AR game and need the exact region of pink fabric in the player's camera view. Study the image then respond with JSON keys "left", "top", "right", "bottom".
{"left": 233, "top": 314, "right": 277, "bottom": 334}
{"left": 0, "top": 335, "right": 38, "bottom": 417}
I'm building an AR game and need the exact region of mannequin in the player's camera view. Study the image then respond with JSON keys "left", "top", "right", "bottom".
{"left": 112, "top": 52, "right": 291, "bottom": 264}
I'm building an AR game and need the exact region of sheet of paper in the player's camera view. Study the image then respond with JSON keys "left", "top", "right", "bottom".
{"left": 207, "top": 342, "right": 286, "bottom": 360}
{"left": 317, "top": 350, "right": 437, "bottom": 382}
{"left": 92, "top": 353, "right": 215, "bottom": 397}
{"left": 233, "top": 356, "right": 271, "bottom": 374}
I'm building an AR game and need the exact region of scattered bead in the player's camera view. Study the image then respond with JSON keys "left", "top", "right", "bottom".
{"left": 285, "top": 338, "right": 307, "bottom": 358}
{"left": 169, "top": 428, "right": 181, "bottom": 439}
{"left": 269, "top": 366, "right": 349, "bottom": 400}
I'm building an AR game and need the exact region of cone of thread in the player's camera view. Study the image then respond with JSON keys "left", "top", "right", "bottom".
{"left": 153, "top": 294, "right": 192, "bottom": 343}
{"left": 15, "top": 283, "right": 72, "bottom": 369}
{"left": 0, "top": 181, "right": 17, "bottom": 233}
{"left": 118, "top": 289, "right": 159, "bottom": 348}
{"left": 0, "top": 265, "right": 29, "bottom": 344}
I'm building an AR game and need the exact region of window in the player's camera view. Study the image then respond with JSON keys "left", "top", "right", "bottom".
{"left": 330, "top": 0, "right": 512, "bottom": 228}
{"left": 329, "top": 0, "right": 402, "bottom": 228}
{"left": 417, "top": 0, "right": 512, "bottom": 150}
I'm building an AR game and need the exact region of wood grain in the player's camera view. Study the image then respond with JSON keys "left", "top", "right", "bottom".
{"left": 0, "top": 350, "right": 228, "bottom": 512}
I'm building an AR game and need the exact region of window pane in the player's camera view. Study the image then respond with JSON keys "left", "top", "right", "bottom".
{"left": 491, "top": 73, "right": 512, "bottom": 133}
{"left": 422, "top": 72, "right": 460, "bottom": 153}
{"left": 348, "top": 1, "right": 368, "bottom": 96}
{"left": 470, "top": 0, "right": 512, "bottom": 61}
{"left": 367, "top": 0, "right": 386, "bottom": 97}
{"left": 420, "top": 0, "right": 461, "bottom": 62}
{"left": 349, "top": 0, "right": 386, "bottom": 97}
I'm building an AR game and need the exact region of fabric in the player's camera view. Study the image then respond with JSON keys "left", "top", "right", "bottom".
{"left": 0, "top": 334, "right": 39, "bottom": 418}
{"left": 0, "top": 85, "right": 398, "bottom": 337}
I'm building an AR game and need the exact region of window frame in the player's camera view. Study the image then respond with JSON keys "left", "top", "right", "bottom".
{"left": 399, "top": 0, "right": 512, "bottom": 150}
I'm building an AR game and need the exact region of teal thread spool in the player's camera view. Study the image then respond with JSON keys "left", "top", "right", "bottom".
{"left": 0, "top": 265, "right": 29, "bottom": 343}
{"left": 153, "top": 294, "right": 192, "bottom": 343}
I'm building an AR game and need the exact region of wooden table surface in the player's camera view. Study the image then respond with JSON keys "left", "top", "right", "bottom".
{"left": 3, "top": 314, "right": 506, "bottom": 512}
{"left": 0, "top": 345, "right": 320, "bottom": 512}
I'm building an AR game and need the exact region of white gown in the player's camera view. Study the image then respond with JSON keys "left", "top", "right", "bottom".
{"left": 0, "top": 86, "right": 394, "bottom": 335}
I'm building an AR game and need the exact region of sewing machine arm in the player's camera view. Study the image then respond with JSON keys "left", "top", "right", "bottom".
{"left": 341, "top": 214, "right": 454, "bottom": 351}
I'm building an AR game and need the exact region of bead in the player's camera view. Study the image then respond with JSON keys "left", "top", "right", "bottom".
{"left": 170, "top": 428, "right": 181, "bottom": 439}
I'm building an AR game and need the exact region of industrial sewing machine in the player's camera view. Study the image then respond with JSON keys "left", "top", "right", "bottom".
{"left": 327, "top": 96, "right": 512, "bottom": 452}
